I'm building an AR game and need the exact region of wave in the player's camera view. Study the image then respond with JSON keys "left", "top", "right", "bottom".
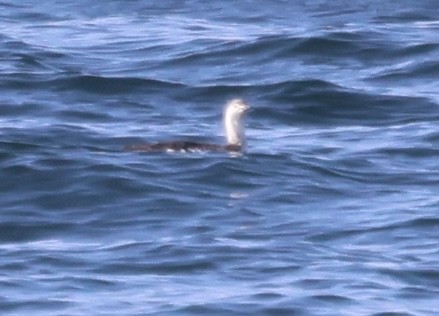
{"left": 371, "top": 60, "right": 439, "bottom": 81}
{"left": 3, "top": 73, "right": 435, "bottom": 128}
{"left": 160, "top": 34, "right": 368, "bottom": 66}
{"left": 2, "top": 74, "right": 187, "bottom": 94}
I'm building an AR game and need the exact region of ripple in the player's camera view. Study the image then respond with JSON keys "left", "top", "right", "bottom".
{"left": 1, "top": 1, "right": 439, "bottom": 315}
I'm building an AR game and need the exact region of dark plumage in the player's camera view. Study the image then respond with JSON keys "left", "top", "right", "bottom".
{"left": 125, "top": 141, "right": 242, "bottom": 153}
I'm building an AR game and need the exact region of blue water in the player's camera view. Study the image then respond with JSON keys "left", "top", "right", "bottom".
{"left": 1, "top": 1, "right": 439, "bottom": 315}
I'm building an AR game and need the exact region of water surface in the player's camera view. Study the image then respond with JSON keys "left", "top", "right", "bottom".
{"left": 1, "top": 1, "right": 439, "bottom": 315}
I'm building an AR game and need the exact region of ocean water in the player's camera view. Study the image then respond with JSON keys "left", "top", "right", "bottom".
{"left": 1, "top": 0, "right": 439, "bottom": 315}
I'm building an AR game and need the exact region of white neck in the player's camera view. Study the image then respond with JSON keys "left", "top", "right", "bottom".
{"left": 224, "top": 106, "right": 245, "bottom": 146}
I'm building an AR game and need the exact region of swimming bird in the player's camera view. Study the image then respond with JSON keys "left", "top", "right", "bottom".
{"left": 125, "top": 99, "right": 250, "bottom": 153}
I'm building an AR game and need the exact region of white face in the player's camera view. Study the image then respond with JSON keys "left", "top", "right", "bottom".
{"left": 228, "top": 99, "right": 250, "bottom": 115}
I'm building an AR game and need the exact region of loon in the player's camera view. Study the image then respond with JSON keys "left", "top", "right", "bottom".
{"left": 125, "top": 99, "right": 250, "bottom": 153}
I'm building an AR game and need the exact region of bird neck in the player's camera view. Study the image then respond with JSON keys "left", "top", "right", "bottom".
{"left": 224, "top": 110, "right": 245, "bottom": 146}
